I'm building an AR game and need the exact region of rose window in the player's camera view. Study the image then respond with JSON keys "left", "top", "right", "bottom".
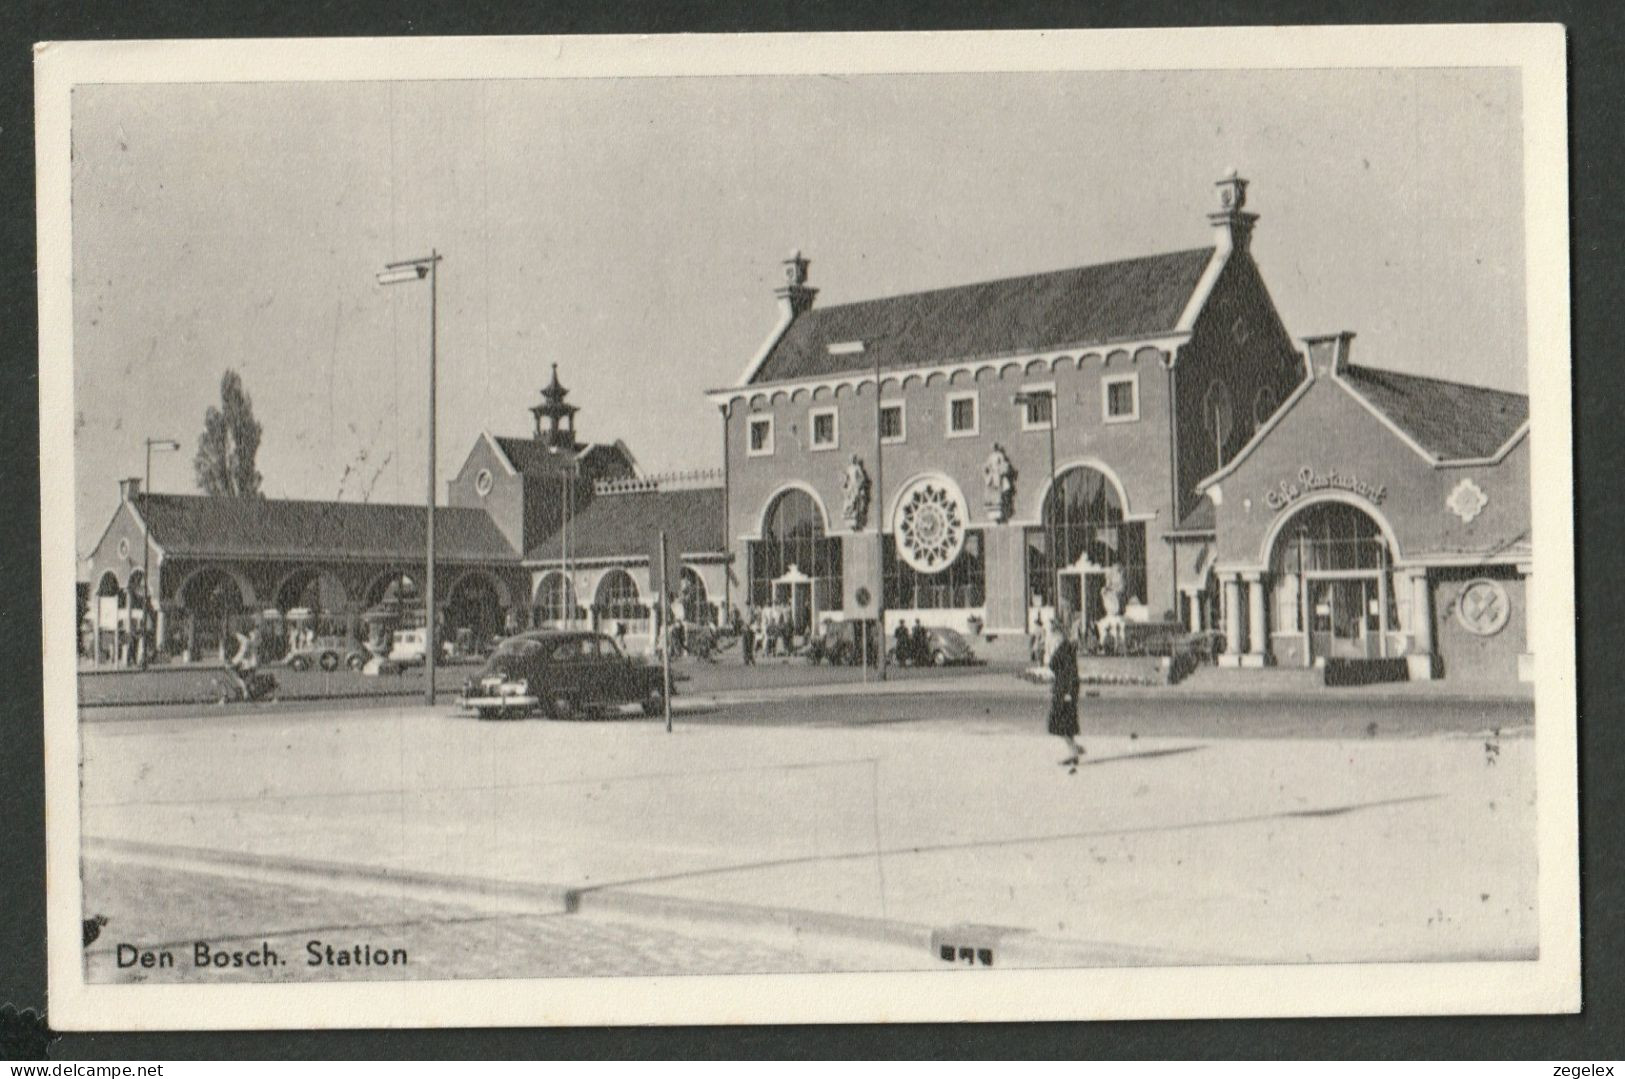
{"left": 895, "top": 479, "right": 967, "bottom": 573}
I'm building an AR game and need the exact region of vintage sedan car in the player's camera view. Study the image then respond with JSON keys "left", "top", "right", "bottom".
{"left": 888, "top": 626, "right": 977, "bottom": 667}
{"left": 459, "top": 629, "right": 669, "bottom": 720}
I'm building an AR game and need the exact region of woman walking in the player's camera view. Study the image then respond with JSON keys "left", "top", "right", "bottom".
{"left": 1048, "top": 631, "right": 1084, "bottom": 772}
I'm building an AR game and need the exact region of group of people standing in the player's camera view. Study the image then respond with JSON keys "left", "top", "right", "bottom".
{"left": 737, "top": 607, "right": 797, "bottom": 665}
{"left": 891, "top": 619, "right": 933, "bottom": 667}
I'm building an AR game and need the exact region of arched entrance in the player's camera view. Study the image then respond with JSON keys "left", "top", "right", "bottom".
{"left": 1268, "top": 499, "right": 1397, "bottom": 663}
{"left": 273, "top": 568, "right": 352, "bottom": 654}
{"left": 748, "top": 488, "right": 842, "bottom": 632}
{"left": 89, "top": 571, "right": 125, "bottom": 664}
{"left": 177, "top": 567, "right": 248, "bottom": 661}
{"left": 444, "top": 572, "right": 505, "bottom": 652}
{"left": 1025, "top": 465, "right": 1147, "bottom": 645}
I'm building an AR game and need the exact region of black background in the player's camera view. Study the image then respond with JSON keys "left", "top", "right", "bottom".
{"left": 1, "top": 0, "right": 1618, "bottom": 1060}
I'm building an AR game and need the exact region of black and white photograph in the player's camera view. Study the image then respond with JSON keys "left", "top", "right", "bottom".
{"left": 36, "top": 28, "right": 1577, "bottom": 1028}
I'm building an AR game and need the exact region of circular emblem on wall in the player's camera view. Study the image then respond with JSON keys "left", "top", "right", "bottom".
{"left": 474, "top": 468, "right": 494, "bottom": 497}
{"left": 117, "top": 537, "right": 131, "bottom": 561}
{"left": 854, "top": 586, "right": 871, "bottom": 608}
{"left": 1456, "top": 578, "right": 1510, "bottom": 637}
{"left": 895, "top": 477, "right": 967, "bottom": 574}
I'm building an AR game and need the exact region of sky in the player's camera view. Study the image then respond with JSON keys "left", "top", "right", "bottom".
{"left": 71, "top": 66, "right": 1526, "bottom": 558}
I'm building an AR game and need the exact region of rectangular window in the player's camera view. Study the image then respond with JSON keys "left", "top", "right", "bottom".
{"left": 879, "top": 402, "right": 906, "bottom": 444}
{"left": 1103, "top": 374, "right": 1139, "bottom": 423}
{"left": 809, "top": 406, "right": 838, "bottom": 450}
{"left": 1020, "top": 383, "right": 1055, "bottom": 431}
{"left": 947, "top": 391, "right": 979, "bottom": 438}
{"left": 747, "top": 415, "right": 774, "bottom": 456}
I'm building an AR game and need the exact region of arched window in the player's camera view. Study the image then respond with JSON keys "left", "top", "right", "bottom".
{"left": 533, "top": 573, "right": 579, "bottom": 625}
{"left": 1270, "top": 500, "right": 1389, "bottom": 574}
{"left": 749, "top": 489, "right": 843, "bottom": 614}
{"left": 595, "top": 569, "right": 647, "bottom": 623}
{"left": 1024, "top": 466, "right": 1147, "bottom": 612}
{"left": 678, "top": 567, "right": 713, "bottom": 624}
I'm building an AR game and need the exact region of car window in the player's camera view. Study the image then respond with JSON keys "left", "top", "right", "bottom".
{"left": 597, "top": 635, "right": 622, "bottom": 659}
{"left": 550, "top": 639, "right": 585, "bottom": 661}
{"left": 495, "top": 638, "right": 544, "bottom": 658}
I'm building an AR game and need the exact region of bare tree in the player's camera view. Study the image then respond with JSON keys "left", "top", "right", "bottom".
{"left": 194, "top": 369, "right": 264, "bottom": 498}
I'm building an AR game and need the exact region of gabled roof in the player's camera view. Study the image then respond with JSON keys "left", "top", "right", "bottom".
{"left": 492, "top": 436, "right": 636, "bottom": 480}
{"left": 493, "top": 436, "right": 583, "bottom": 476}
{"left": 525, "top": 487, "right": 725, "bottom": 563}
{"left": 749, "top": 248, "right": 1216, "bottom": 384}
{"left": 1338, "top": 364, "right": 1528, "bottom": 461}
{"left": 136, "top": 494, "right": 518, "bottom": 562}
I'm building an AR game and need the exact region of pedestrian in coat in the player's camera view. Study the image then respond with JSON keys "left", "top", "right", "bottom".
{"left": 911, "top": 619, "right": 930, "bottom": 667}
{"left": 1048, "top": 634, "right": 1084, "bottom": 771}
{"left": 893, "top": 621, "right": 910, "bottom": 666}
{"left": 742, "top": 618, "right": 756, "bottom": 665}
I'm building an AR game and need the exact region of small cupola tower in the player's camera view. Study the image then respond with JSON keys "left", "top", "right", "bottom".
{"left": 530, "top": 363, "right": 581, "bottom": 451}
{"left": 776, "top": 249, "right": 818, "bottom": 319}
{"left": 1209, "top": 169, "right": 1259, "bottom": 252}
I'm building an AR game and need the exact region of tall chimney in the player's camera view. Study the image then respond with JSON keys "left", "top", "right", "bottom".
{"left": 1209, "top": 169, "right": 1259, "bottom": 252}
{"left": 1303, "top": 332, "right": 1355, "bottom": 377}
{"left": 775, "top": 249, "right": 817, "bottom": 319}
{"left": 118, "top": 477, "right": 142, "bottom": 502}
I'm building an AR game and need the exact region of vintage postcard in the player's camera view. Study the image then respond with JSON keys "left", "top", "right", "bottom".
{"left": 37, "top": 27, "right": 1577, "bottom": 1029}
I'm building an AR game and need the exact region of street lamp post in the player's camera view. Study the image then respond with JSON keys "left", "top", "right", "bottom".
{"left": 141, "top": 437, "right": 180, "bottom": 666}
{"left": 873, "top": 343, "right": 886, "bottom": 681}
{"left": 1013, "top": 389, "right": 1060, "bottom": 624}
{"left": 378, "top": 251, "right": 443, "bottom": 706}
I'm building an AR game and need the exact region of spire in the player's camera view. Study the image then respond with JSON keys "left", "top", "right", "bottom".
{"left": 530, "top": 363, "right": 581, "bottom": 450}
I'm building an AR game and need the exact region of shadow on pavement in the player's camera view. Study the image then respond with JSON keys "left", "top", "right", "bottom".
{"left": 573, "top": 792, "right": 1445, "bottom": 899}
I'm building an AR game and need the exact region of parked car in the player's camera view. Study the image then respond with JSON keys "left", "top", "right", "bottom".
{"left": 459, "top": 629, "right": 670, "bottom": 720}
{"left": 388, "top": 627, "right": 429, "bottom": 667}
{"left": 285, "top": 635, "right": 371, "bottom": 673}
{"left": 809, "top": 619, "right": 883, "bottom": 666}
{"left": 888, "top": 626, "right": 977, "bottom": 667}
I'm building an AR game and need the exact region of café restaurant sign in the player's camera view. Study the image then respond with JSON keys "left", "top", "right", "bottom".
{"left": 1265, "top": 466, "right": 1387, "bottom": 512}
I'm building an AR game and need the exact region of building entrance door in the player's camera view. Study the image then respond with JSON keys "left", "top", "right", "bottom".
{"left": 1308, "top": 576, "right": 1379, "bottom": 660}
{"left": 1058, "top": 568, "right": 1106, "bottom": 647}
{"left": 772, "top": 565, "right": 815, "bottom": 640}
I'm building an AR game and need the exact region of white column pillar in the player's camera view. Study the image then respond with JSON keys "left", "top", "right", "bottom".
{"left": 1183, "top": 591, "right": 1201, "bottom": 633}
{"left": 1243, "top": 571, "right": 1268, "bottom": 667}
{"left": 92, "top": 589, "right": 102, "bottom": 668}
{"left": 1519, "top": 563, "right": 1534, "bottom": 682}
{"left": 1403, "top": 568, "right": 1433, "bottom": 680}
{"left": 1220, "top": 574, "right": 1242, "bottom": 668}
{"left": 1408, "top": 570, "right": 1432, "bottom": 653}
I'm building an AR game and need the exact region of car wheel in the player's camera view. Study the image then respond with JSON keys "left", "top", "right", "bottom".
{"left": 476, "top": 707, "right": 497, "bottom": 721}
{"left": 318, "top": 651, "right": 340, "bottom": 672}
{"left": 549, "top": 694, "right": 578, "bottom": 721}
{"left": 641, "top": 687, "right": 666, "bottom": 717}
{"left": 932, "top": 648, "right": 947, "bottom": 667}
{"left": 288, "top": 655, "right": 311, "bottom": 672}
{"left": 345, "top": 652, "right": 367, "bottom": 671}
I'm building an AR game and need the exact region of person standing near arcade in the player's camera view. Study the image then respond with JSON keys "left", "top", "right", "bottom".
{"left": 1048, "top": 631, "right": 1084, "bottom": 772}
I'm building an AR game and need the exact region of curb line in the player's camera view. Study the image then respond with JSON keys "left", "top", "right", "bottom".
{"left": 82, "top": 835, "right": 1231, "bottom": 969}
